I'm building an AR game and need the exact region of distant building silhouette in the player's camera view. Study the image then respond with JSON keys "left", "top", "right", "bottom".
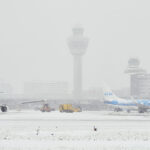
{"left": 0, "top": 80, "right": 12, "bottom": 94}
{"left": 24, "top": 81, "right": 70, "bottom": 99}
{"left": 125, "top": 58, "right": 150, "bottom": 99}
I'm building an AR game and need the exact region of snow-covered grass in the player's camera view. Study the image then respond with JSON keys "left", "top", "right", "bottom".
{"left": 0, "top": 111, "right": 150, "bottom": 150}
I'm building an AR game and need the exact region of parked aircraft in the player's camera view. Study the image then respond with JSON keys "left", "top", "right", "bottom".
{"left": 103, "top": 85, "right": 150, "bottom": 113}
{"left": 103, "top": 87, "right": 136, "bottom": 112}
{"left": 135, "top": 99, "right": 150, "bottom": 113}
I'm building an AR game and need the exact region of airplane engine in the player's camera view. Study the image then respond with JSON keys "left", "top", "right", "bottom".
{"left": 1, "top": 105, "right": 8, "bottom": 112}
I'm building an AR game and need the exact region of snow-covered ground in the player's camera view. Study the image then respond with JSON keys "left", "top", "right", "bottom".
{"left": 0, "top": 110, "right": 150, "bottom": 150}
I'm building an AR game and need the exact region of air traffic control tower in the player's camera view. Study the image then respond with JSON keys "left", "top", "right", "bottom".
{"left": 67, "top": 26, "right": 89, "bottom": 100}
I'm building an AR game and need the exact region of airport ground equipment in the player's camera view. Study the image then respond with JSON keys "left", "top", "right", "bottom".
{"left": 59, "top": 104, "right": 82, "bottom": 113}
{"left": 40, "top": 103, "right": 51, "bottom": 112}
{"left": 21, "top": 100, "right": 52, "bottom": 112}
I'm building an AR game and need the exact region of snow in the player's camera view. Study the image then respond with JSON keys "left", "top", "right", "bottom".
{"left": 0, "top": 110, "right": 150, "bottom": 150}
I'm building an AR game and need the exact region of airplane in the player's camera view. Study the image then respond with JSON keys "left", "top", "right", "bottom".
{"left": 135, "top": 99, "right": 150, "bottom": 113}
{"left": 103, "top": 87, "right": 136, "bottom": 112}
{"left": 0, "top": 100, "right": 52, "bottom": 113}
{"left": 102, "top": 85, "right": 137, "bottom": 112}
{"left": 103, "top": 85, "right": 150, "bottom": 113}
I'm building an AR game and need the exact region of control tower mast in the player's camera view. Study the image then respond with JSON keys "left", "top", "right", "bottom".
{"left": 67, "top": 26, "right": 89, "bottom": 100}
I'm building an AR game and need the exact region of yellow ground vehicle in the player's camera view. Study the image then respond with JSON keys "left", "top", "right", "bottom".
{"left": 59, "top": 104, "right": 82, "bottom": 113}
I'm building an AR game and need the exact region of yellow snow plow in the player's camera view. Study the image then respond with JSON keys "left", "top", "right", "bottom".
{"left": 59, "top": 104, "right": 82, "bottom": 113}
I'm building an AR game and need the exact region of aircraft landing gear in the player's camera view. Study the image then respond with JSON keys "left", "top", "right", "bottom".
{"left": 1, "top": 105, "right": 8, "bottom": 112}
{"left": 127, "top": 109, "right": 131, "bottom": 113}
{"left": 138, "top": 107, "right": 147, "bottom": 113}
{"left": 114, "top": 108, "right": 122, "bottom": 112}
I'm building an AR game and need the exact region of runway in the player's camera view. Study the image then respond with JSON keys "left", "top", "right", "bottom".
{"left": 0, "top": 110, "right": 150, "bottom": 150}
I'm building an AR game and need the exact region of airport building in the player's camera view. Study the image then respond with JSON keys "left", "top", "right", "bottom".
{"left": 24, "top": 81, "right": 70, "bottom": 99}
{"left": 83, "top": 87, "right": 103, "bottom": 100}
{"left": 130, "top": 73, "right": 150, "bottom": 99}
{"left": 125, "top": 58, "right": 150, "bottom": 99}
{"left": 0, "top": 82, "right": 12, "bottom": 94}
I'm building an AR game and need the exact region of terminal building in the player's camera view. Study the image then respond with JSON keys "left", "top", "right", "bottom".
{"left": 125, "top": 58, "right": 150, "bottom": 99}
{"left": 131, "top": 73, "right": 150, "bottom": 99}
{"left": 24, "top": 81, "right": 70, "bottom": 99}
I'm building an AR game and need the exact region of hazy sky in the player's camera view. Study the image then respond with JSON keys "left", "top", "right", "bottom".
{"left": 0, "top": 0, "right": 150, "bottom": 93}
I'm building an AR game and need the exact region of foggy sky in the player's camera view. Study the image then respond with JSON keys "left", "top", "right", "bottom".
{"left": 0, "top": 0, "right": 150, "bottom": 93}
